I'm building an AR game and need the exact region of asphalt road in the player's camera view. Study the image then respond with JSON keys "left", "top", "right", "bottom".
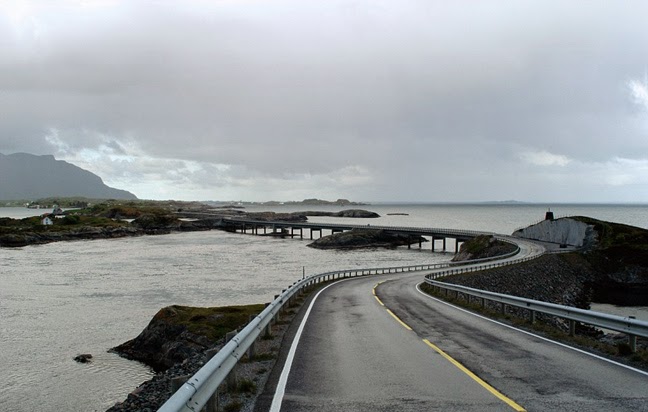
{"left": 267, "top": 268, "right": 648, "bottom": 411}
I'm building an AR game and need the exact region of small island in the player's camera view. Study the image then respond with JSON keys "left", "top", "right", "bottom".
{"left": 308, "top": 228, "right": 426, "bottom": 250}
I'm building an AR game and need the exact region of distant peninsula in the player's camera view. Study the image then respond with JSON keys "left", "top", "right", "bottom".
{"left": 0, "top": 152, "right": 137, "bottom": 201}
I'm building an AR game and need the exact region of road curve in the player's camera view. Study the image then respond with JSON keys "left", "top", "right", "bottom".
{"left": 269, "top": 275, "right": 519, "bottom": 411}
{"left": 268, "top": 269, "right": 648, "bottom": 411}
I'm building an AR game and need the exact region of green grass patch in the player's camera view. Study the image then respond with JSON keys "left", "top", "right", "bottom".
{"left": 236, "top": 379, "right": 257, "bottom": 394}
{"left": 223, "top": 400, "right": 243, "bottom": 412}
{"left": 250, "top": 352, "right": 275, "bottom": 362}
{"left": 155, "top": 304, "right": 265, "bottom": 342}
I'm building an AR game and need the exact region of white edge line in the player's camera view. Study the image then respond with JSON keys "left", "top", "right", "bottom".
{"left": 415, "top": 282, "right": 648, "bottom": 377}
{"left": 270, "top": 278, "right": 354, "bottom": 412}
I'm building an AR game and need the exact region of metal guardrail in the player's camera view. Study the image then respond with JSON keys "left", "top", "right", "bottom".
{"left": 424, "top": 277, "right": 648, "bottom": 354}
{"left": 424, "top": 279, "right": 648, "bottom": 339}
{"left": 158, "top": 235, "right": 527, "bottom": 411}
{"left": 423, "top": 239, "right": 648, "bottom": 344}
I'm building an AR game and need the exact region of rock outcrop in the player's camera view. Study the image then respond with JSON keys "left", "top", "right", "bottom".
{"left": 455, "top": 216, "right": 648, "bottom": 307}
{"left": 452, "top": 235, "right": 518, "bottom": 262}
{"left": 308, "top": 228, "right": 425, "bottom": 250}
{"left": 512, "top": 217, "right": 597, "bottom": 248}
{"left": 0, "top": 215, "right": 229, "bottom": 247}
{"left": 111, "top": 304, "right": 264, "bottom": 372}
{"left": 0, "top": 226, "right": 142, "bottom": 247}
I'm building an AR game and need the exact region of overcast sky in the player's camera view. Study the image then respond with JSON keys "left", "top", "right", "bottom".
{"left": 2, "top": 1, "right": 648, "bottom": 202}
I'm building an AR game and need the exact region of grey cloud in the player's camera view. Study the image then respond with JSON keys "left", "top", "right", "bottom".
{"left": 1, "top": 1, "right": 648, "bottom": 201}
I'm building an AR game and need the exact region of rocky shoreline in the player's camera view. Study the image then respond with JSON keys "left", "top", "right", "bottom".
{"left": 105, "top": 300, "right": 306, "bottom": 412}
{"left": 0, "top": 208, "right": 381, "bottom": 248}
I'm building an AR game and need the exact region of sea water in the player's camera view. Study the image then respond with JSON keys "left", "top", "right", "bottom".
{"left": 1, "top": 203, "right": 647, "bottom": 411}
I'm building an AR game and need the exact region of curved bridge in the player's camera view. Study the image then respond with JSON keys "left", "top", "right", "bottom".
{"left": 222, "top": 217, "right": 492, "bottom": 252}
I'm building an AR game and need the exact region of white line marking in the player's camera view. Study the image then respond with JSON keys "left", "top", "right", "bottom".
{"left": 415, "top": 283, "right": 648, "bottom": 377}
{"left": 270, "top": 278, "right": 355, "bottom": 412}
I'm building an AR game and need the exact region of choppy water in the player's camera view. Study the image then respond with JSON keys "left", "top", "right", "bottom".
{"left": 1, "top": 203, "right": 647, "bottom": 411}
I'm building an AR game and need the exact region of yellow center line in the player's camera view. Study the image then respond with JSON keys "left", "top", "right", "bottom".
{"left": 386, "top": 309, "right": 413, "bottom": 331}
{"left": 422, "top": 339, "right": 526, "bottom": 412}
{"left": 373, "top": 281, "right": 386, "bottom": 305}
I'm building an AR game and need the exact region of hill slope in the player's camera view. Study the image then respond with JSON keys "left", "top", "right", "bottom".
{"left": 0, "top": 153, "right": 137, "bottom": 200}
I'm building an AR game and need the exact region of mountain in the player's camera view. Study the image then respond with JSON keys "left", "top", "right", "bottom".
{"left": 0, "top": 153, "right": 137, "bottom": 200}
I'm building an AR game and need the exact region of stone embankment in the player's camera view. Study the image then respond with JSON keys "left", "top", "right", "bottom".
{"left": 512, "top": 216, "right": 648, "bottom": 305}
{"left": 446, "top": 253, "right": 595, "bottom": 311}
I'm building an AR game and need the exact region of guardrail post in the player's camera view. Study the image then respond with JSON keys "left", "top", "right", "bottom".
{"left": 629, "top": 334, "right": 637, "bottom": 353}
{"left": 203, "top": 347, "right": 220, "bottom": 412}
{"left": 569, "top": 320, "right": 576, "bottom": 337}
{"left": 530, "top": 310, "right": 536, "bottom": 324}
{"left": 205, "top": 386, "right": 218, "bottom": 412}
{"left": 171, "top": 375, "right": 189, "bottom": 393}
{"left": 501, "top": 303, "right": 507, "bottom": 315}
{"left": 272, "top": 295, "right": 279, "bottom": 323}
{"left": 247, "top": 315, "right": 257, "bottom": 360}
{"left": 225, "top": 331, "right": 238, "bottom": 391}
{"left": 264, "top": 319, "right": 272, "bottom": 337}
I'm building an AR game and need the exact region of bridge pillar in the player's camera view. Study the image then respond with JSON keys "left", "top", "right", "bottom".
{"left": 300, "top": 228, "right": 303, "bottom": 239}
{"left": 431, "top": 237, "right": 435, "bottom": 252}
{"left": 443, "top": 238, "right": 446, "bottom": 252}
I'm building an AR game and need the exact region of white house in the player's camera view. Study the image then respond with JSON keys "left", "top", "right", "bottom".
{"left": 41, "top": 215, "right": 53, "bottom": 225}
